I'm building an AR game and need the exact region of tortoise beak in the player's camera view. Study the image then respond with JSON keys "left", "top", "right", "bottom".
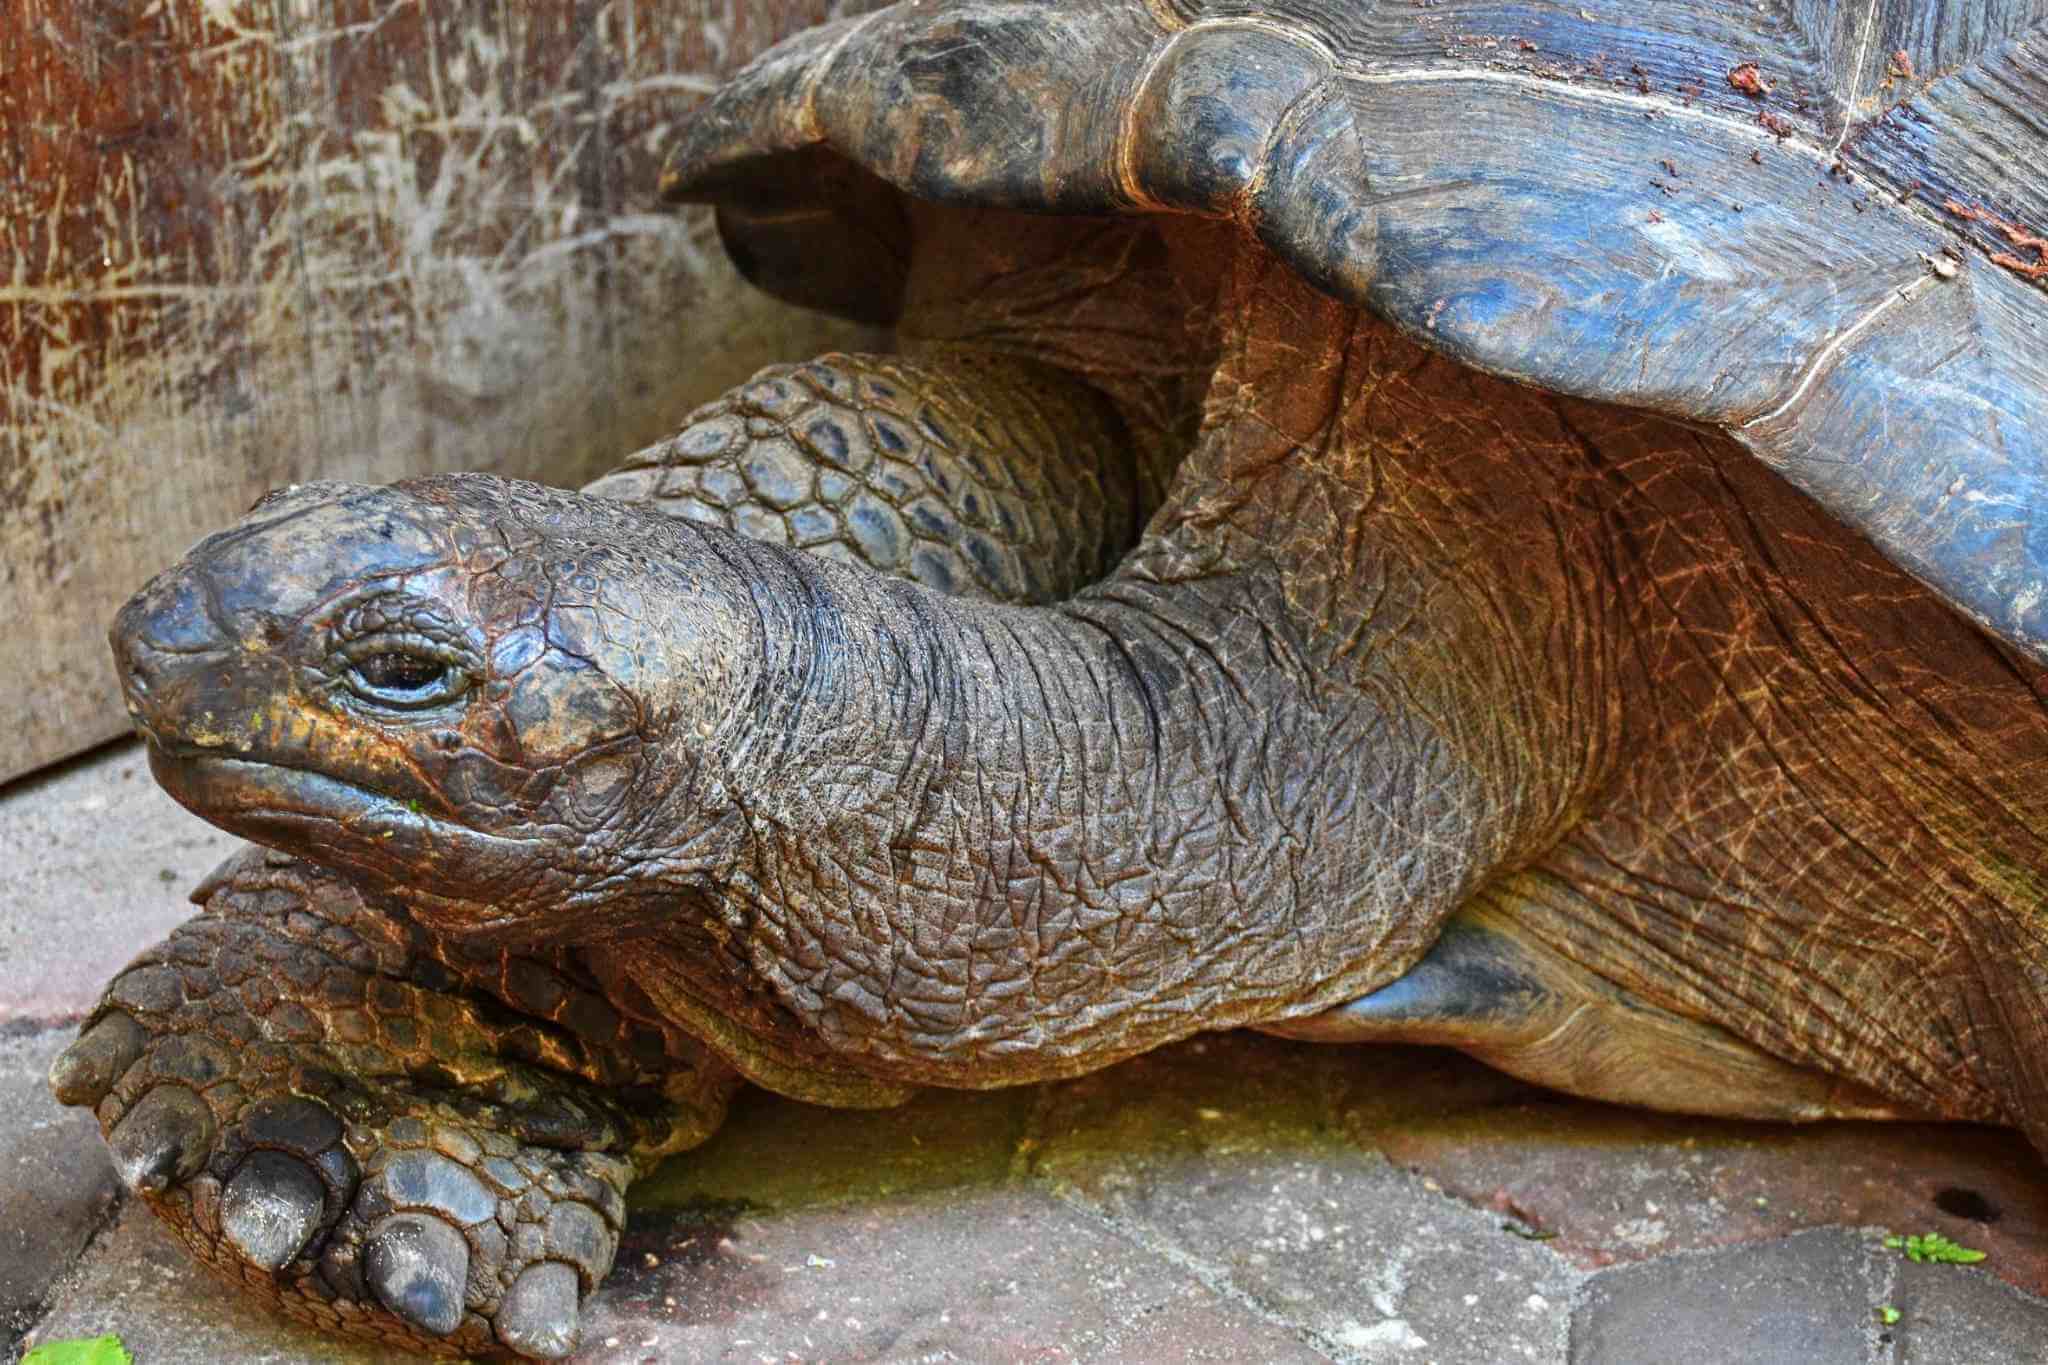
{"left": 110, "top": 570, "right": 434, "bottom": 875}
{"left": 109, "top": 556, "right": 302, "bottom": 760}
{"left": 110, "top": 564, "right": 234, "bottom": 749}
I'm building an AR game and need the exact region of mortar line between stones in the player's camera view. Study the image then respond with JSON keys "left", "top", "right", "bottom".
{"left": 7, "top": 1181, "right": 130, "bottom": 1359}
{"left": 1040, "top": 1184, "right": 1363, "bottom": 1365}
{"left": 1864, "top": 1224, "right": 1901, "bottom": 1365}
{"left": 1561, "top": 1259, "right": 1587, "bottom": 1365}
{"left": 1321, "top": 1147, "right": 1588, "bottom": 1360}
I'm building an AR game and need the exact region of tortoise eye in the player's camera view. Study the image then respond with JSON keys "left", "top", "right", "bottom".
{"left": 331, "top": 595, "right": 478, "bottom": 712}
{"left": 343, "top": 649, "right": 470, "bottom": 710}
{"left": 356, "top": 652, "right": 445, "bottom": 691}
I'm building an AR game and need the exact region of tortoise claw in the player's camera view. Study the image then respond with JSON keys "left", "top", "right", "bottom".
{"left": 49, "top": 1012, "right": 145, "bottom": 1107}
{"left": 220, "top": 1150, "right": 326, "bottom": 1270}
{"left": 364, "top": 1212, "right": 471, "bottom": 1337}
{"left": 107, "top": 1085, "right": 214, "bottom": 1193}
{"left": 496, "top": 1261, "right": 582, "bottom": 1359}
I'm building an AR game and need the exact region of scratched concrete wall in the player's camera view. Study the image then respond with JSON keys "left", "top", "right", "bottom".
{"left": 0, "top": 0, "right": 880, "bottom": 783}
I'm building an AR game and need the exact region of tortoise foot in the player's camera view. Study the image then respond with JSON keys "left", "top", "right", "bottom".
{"left": 61, "top": 1004, "right": 628, "bottom": 1356}
{"left": 48, "top": 849, "right": 718, "bottom": 1360}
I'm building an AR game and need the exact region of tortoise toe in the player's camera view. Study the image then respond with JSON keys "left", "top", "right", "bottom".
{"left": 495, "top": 1261, "right": 582, "bottom": 1359}
{"left": 107, "top": 1084, "right": 213, "bottom": 1193}
{"left": 220, "top": 1149, "right": 327, "bottom": 1270}
{"left": 49, "top": 1012, "right": 144, "bottom": 1107}
{"left": 364, "top": 1211, "right": 470, "bottom": 1337}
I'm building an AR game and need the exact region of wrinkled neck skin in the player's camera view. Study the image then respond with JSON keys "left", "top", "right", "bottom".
{"left": 624, "top": 538, "right": 1448, "bottom": 1092}
{"left": 612, "top": 252, "right": 1618, "bottom": 1094}
{"left": 649, "top": 537, "right": 1451, "bottom": 1089}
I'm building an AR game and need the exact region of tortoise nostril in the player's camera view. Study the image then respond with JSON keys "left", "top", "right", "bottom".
{"left": 109, "top": 567, "right": 233, "bottom": 721}
{"left": 109, "top": 632, "right": 157, "bottom": 701}
{"left": 115, "top": 568, "right": 223, "bottom": 658}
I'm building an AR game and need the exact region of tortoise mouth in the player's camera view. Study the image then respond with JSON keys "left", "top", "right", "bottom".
{"left": 147, "top": 747, "right": 585, "bottom": 940}
{"left": 143, "top": 746, "right": 514, "bottom": 886}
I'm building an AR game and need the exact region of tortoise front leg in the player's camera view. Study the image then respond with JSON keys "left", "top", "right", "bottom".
{"left": 584, "top": 345, "right": 1143, "bottom": 604}
{"left": 49, "top": 846, "right": 739, "bottom": 1359}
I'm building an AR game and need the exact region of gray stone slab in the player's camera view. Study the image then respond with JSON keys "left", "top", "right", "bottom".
{"left": 1051, "top": 1141, "right": 1580, "bottom": 1364}
{"left": 1890, "top": 1255, "right": 2048, "bottom": 1364}
{"left": 1570, "top": 1227, "right": 1886, "bottom": 1365}
{"left": 0, "top": 738, "right": 232, "bottom": 1022}
{"left": 0, "top": 1028, "right": 120, "bottom": 1338}
{"left": 24, "top": 1205, "right": 411, "bottom": 1364}
{"left": 590, "top": 1185, "right": 1331, "bottom": 1365}
{"left": 1571, "top": 1226, "right": 2048, "bottom": 1364}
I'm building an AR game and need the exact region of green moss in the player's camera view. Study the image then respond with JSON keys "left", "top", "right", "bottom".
{"left": 1884, "top": 1231, "right": 1986, "bottom": 1264}
{"left": 23, "top": 1337, "right": 132, "bottom": 1365}
{"left": 635, "top": 1084, "right": 1035, "bottom": 1211}
{"left": 634, "top": 1034, "right": 1412, "bottom": 1214}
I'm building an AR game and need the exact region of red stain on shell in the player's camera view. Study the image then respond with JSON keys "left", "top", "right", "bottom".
{"left": 1944, "top": 199, "right": 2048, "bottom": 281}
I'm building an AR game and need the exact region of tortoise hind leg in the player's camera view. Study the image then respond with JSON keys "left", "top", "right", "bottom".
{"left": 585, "top": 346, "right": 1143, "bottom": 604}
{"left": 1262, "top": 905, "right": 1912, "bottom": 1123}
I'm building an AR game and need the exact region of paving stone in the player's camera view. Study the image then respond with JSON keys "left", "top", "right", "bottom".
{"left": 24, "top": 1204, "right": 410, "bottom": 1365}
{"left": 1572, "top": 1229, "right": 2048, "bottom": 1365}
{"left": 589, "top": 1185, "right": 1330, "bottom": 1365}
{"left": 628, "top": 1074, "right": 1329, "bottom": 1362}
{"left": 1569, "top": 1228, "right": 1883, "bottom": 1364}
{"left": 1025, "top": 1040, "right": 1579, "bottom": 1364}
{"left": 638, "top": 1043, "right": 1576, "bottom": 1365}
{"left": 1359, "top": 1085, "right": 2048, "bottom": 1294}
{"left": 1051, "top": 1143, "right": 1576, "bottom": 1364}
{"left": 0, "top": 738, "right": 231, "bottom": 1022}
{"left": 0, "top": 1028, "right": 120, "bottom": 1338}
{"left": 1890, "top": 1255, "right": 2048, "bottom": 1363}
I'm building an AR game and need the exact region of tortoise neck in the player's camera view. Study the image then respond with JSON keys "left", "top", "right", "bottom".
{"left": 664, "top": 526, "right": 1457, "bottom": 1091}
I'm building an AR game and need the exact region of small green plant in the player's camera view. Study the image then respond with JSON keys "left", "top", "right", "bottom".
{"left": 1884, "top": 1232, "right": 1987, "bottom": 1264}
{"left": 22, "top": 1336, "right": 133, "bottom": 1365}
{"left": 1500, "top": 1219, "right": 1557, "bottom": 1241}
{"left": 1877, "top": 1305, "right": 1902, "bottom": 1325}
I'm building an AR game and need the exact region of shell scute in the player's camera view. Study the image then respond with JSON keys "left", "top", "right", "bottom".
{"left": 661, "top": 0, "right": 2048, "bottom": 658}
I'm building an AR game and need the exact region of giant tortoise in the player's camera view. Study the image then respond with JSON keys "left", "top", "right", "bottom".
{"left": 50, "top": 0, "right": 2048, "bottom": 1356}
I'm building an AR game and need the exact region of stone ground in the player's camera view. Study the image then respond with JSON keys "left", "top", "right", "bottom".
{"left": 6, "top": 741, "right": 2048, "bottom": 1364}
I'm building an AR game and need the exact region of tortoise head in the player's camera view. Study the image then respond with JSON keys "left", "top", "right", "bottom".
{"left": 110, "top": 474, "right": 762, "bottom": 938}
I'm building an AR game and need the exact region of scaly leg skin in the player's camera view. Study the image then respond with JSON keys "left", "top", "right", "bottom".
{"left": 583, "top": 346, "right": 1141, "bottom": 603}
{"left": 50, "top": 846, "right": 740, "bottom": 1360}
